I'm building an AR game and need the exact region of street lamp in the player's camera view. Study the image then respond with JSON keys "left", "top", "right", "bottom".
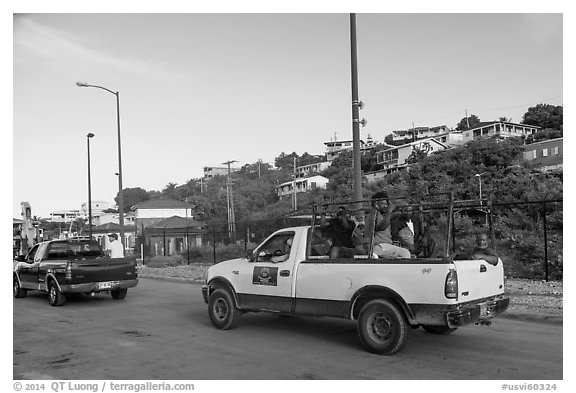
{"left": 475, "top": 172, "right": 486, "bottom": 205}
{"left": 76, "top": 82, "right": 125, "bottom": 249}
{"left": 87, "top": 132, "right": 95, "bottom": 239}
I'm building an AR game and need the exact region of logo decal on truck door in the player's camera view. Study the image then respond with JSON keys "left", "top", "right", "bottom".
{"left": 253, "top": 267, "right": 278, "bottom": 286}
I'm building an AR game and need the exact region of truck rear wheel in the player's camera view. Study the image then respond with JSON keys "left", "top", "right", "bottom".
{"left": 13, "top": 277, "right": 27, "bottom": 298}
{"left": 422, "top": 325, "right": 457, "bottom": 334}
{"left": 48, "top": 281, "right": 66, "bottom": 307}
{"left": 357, "top": 299, "right": 409, "bottom": 355}
{"left": 208, "top": 288, "right": 242, "bottom": 330}
{"left": 111, "top": 288, "right": 128, "bottom": 300}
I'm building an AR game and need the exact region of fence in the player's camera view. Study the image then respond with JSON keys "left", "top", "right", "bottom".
{"left": 136, "top": 199, "right": 562, "bottom": 281}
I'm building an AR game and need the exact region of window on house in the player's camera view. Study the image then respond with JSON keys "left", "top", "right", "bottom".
{"left": 524, "top": 151, "right": 537, "bottom": 160}
{"left": 542, "top": 148, "right": 548, "bottom": 157}
{"left": 553, "top": 146, "right": 559, "bottom": 155}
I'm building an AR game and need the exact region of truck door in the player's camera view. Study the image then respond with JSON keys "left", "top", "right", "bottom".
{"left": 17, "top": 244, "right": 41, "bottom": 289}
{"left": 235, "top": 231, "right": 298, "bottom": 313}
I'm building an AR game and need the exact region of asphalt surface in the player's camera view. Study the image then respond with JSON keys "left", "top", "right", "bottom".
{"left": 12, "top": 278, "right": 563, "bottom": 380}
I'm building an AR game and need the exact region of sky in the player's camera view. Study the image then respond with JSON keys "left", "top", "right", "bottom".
{"left": 10, "top": 6, "right": 565, "bottom": 219}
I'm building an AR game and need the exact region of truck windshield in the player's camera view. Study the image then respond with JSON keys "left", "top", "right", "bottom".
{"left": 68, "top": 241, "right": 103, "bottom": 258}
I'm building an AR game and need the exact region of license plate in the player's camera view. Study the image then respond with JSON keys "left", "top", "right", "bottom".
{"left": 479, "top": 302, "right": 488, "bottom": 316}
{"left": 99, "top": 282, "right": 112, "bottom": 290}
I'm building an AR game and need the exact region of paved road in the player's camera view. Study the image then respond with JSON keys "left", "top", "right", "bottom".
{"left": 13, "top": 278, "right": 563, "bottom": 380}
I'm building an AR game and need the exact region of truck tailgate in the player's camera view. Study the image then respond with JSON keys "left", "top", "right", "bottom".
{"left": 69, "top": 257, "right": 137, "bottom": 284}
{"left": 452, "top": 259, "right": 505, "bottom": 302}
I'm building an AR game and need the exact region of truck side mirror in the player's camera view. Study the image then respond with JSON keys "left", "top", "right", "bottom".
{"left": 246, "top": 249, "right": 255, "bottom": 262}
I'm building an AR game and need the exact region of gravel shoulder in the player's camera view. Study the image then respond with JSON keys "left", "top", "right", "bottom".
{"left": 137, "top": 265, "right": 563, "bottom": 324}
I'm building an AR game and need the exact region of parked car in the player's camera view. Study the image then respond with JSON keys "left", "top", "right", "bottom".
{"left": 13, "top": 238, "right": 138, "bottom": 306}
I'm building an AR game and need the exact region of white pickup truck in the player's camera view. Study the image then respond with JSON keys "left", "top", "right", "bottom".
{"left": 202, "top": 198, "right": 509, "bottom": 355}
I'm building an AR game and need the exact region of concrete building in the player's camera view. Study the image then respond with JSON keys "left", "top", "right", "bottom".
{"left": 203, "top": 166, "right": 239, "bottom": 178}
{"left": 391, "top": 125, "right": 451, "bottom": 142}
{"left": 375, "top": 138, "right": 449, "bottom": 174}
{"left": 324, "top": 134, "right": 377, "bottom": 161}
{"left": 49, "top": 209, "right": 82, "bottom": 223}
{"left": 523, "top": 137, "right": 563, "bottom": 172}
{"left": 133, "top": 199, "right": 196, "bottom": 230}
{"left": 461, "top": 121, "right": 540, "bottom": 143}
{"left": 295, "top": 161, "right": 331, "bottom": 178}
{"left": 80, "top": 200, "right": 110, "bottom": 217}
{"left": 276, "top": 175, "right": 329, "bottom": 199}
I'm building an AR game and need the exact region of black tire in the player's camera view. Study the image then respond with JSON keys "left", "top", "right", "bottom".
{"left": 357, "top": 299, "right": 409, "bottom": 355}
{"left": 111, "top": 288, "right": 128, "bottom": 300}
{"left": 48, "top": 280, "right": 66, "bottom": 307}
{"left": 208, "top": 288, "right": 242, "bottom": 330}
{"left": 422, "top": 325, "right": 457, "bottom": 335}
{"left": 13, "top": 277, "right": 27, "bottom": 298}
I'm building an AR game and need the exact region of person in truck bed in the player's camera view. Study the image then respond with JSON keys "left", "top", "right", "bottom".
{"left": 319, "top": 206, "right": 356, "bottom": 258}
{"left": 469, "top": 233, "right": 499, "bottom": 265}
{"left": 364, "top": 192, "right": 411, "bottom": 259}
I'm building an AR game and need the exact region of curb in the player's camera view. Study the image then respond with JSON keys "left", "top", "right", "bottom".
{"left": 138, "top": 275, "right": 563, "bottom": 325}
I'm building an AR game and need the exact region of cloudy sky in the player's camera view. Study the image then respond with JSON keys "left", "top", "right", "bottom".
{"left": 11, "top": 7, "right": 564, "bottom": 218}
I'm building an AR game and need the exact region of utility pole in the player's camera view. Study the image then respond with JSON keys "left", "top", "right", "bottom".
{"left": 223, "top": 160, "right": 238, "bottom": 241}
{"left": 350, "top": 13, "right": 365, "bottom": 203}
{"left": 412, "top": 122, "right": 416, "bottom": 143}
{"left": 465, "top": 109, "right": 471, "bottom": 129}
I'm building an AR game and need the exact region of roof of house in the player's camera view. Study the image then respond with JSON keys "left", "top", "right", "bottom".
{"left": 467, "top": 121, "right": 542, "bottom": 130}
{"left": 146, "top": 216, "right": 205, "bottom": 230}
{"left": 378, "top": 137, "right": 449, "bottom": 152}
{"left": 92, "top": 222, "right": 137, "bottom": 233}
{"left": 133, "top": 199, "right": 193, "bottom": 210}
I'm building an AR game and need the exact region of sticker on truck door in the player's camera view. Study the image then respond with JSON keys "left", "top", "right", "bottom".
{"left": 253, "top": 267, "right": 278, "bottom": 286}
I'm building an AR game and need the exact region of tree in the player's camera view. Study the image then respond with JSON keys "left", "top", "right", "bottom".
{"left": 115, "top": 187, "right": 149, "bottom": 212}
{"left": 522, "top": 104, "right": 563, "bottom": 130}
{"left": 456, "top": 114, "right": 480, "bottom": 131}
{"left": 525, "top": 128, "right": 563, "bottom": 144}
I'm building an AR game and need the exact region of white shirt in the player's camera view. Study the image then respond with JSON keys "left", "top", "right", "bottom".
{"left": 107, "top": 239, "right": 124, "bottom": 258}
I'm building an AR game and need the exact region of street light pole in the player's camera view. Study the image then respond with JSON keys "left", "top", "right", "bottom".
{"left": 475, "top": 172, "right": 486, "bottom": 205}
{"left": 87, "top": 133, "right": 95, "bottom": 239}
{"left": 76, "top": 82, "right": 125, "bottom": 249}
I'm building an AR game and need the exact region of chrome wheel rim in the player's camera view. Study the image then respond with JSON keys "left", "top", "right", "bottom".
{"left": 213, "top": 298, "right": 228, "bottom": 321}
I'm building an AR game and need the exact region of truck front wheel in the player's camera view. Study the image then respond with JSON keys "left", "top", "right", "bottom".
{"left": 48, "top": 281, "right": 66, "bottom": 307}
{"left": 357, "top": 299, "right": 409, "bottom": 355}
{"left": 208, "top": 288, "right": 242, "bottom": 330}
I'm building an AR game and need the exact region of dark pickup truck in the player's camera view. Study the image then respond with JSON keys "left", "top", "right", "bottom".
{"left": 13, "top": 238, "right": 138, "bottom": 306}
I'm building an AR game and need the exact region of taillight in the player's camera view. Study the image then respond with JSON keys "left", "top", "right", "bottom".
{"left": 65, "top": 263, "right": 72, "bottom": 280}
{"left": 445, "top": 269, "right": 458, "bottom": 299}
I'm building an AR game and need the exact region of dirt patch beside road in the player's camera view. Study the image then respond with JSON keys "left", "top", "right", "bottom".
{"left": 137, "top": 265, "right": 563, "bottom": 324}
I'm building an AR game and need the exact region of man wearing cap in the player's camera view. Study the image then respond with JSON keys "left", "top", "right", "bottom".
{"left": 106, "top": 233, "right": 124, "bottom": 258}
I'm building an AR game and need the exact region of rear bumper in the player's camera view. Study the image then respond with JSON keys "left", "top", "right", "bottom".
{"left": 61, "top": 279, "right": 139, "bottom": 293}
{"left": 447, "top": 296, "right": 510, "bottom": 327}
